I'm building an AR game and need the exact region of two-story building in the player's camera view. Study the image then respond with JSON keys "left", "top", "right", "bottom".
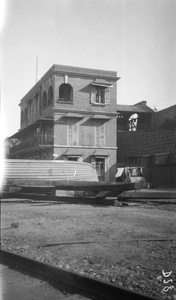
{"left": 8, "top": 64, "right": 120, "bottom": 182}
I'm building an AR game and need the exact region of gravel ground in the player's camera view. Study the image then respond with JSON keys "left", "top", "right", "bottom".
{"left": 1, "top": 199, "right": 176, "bottom": 300}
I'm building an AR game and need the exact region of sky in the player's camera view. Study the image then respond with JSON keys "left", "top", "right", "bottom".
{"left": 1, "top": 0, "right": 176, "bottom": 139}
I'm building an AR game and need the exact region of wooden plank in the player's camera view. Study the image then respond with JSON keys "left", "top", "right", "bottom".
{"left": 95, "top": 191, "right": 109, "bottom": 198}
{"left": 119, "top": 189, "right": 176, "bottom": 199}
{"left": 55, "top": 182, "right": 135, "bottom": 192}
{"left": 0, "top": 192, "right": 118, "bottom": 205}
{"left": 2, "top": 181, "right": 135, "bottom": 193}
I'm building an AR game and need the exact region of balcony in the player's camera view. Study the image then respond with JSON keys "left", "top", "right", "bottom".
{"left": 9, "top": 135, "right": 54, "bottom": 154}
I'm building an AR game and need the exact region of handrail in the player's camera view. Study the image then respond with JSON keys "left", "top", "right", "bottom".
{"left": 9, "top": 135, "right": 53, "bottom": 153}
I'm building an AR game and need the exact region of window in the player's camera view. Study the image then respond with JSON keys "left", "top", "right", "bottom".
{"left": 48, "top": 86, "right": 53, "bottom": 103}
{"left": 126, "top": 156, "right": 141, "bottom": 166}
{"left": 36, "top": 97, "right": 39, "bottom": 112}
{"left": 25, "top": 107, "right": 28, "bottom": 120}
{"left": 129, "top": 113, "right": 138, "bottom": 131}
{"left": 28, "top": 100, "right": 32, "bottom": 117}
{"left": 42, "top": 91, "right": 47, "bottom": 107}
{"left": 95, "top": 120, "right": 105, "bottom": 147}
{"left": 96, "top": 86, "right": 105, "bottom": 104}
{"left": 67, "top": 157, "right": 79, "bottom": 161}
{"left": 34, "top": 91, "right": 40, "bottom": 112}
{"left": 90, "top": 86, "right": 110, "bottom": 105}
{"left": 67, "top": 123, "right": 78, "bottom": 146}
{"left": 59, "top": 84, "right": 73, "bottom": 102}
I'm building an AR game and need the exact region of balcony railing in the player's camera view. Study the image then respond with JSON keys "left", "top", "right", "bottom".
{"left": 9, "top": 135, "right": 54, "bottom": 154}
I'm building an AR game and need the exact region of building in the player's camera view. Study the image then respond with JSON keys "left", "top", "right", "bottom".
{"left": 8, "top": 64, "right": 120, "bottom": 182}
{"left": 117, "top": 102, "right": 176, "bottom": 187}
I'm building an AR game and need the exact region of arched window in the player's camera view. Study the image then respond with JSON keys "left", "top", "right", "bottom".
{"left": 25, "top": 107, "right": 28, "bottom": 120}
{"left": 42, "top": 91, "right": 47, "bottom": 107}
{"left": 59, "top": 84, "right": 73, "bottom": 102}
{"left": 21, "top": 111, "right": 24, "bottom": 122}
{"left": 128, "top": 113, "right": 138, "bottom": 131}
{"left": 35, "top": 91, "right": 40, "bottom": 112}
{"left": 48, "top": 86, "right": 53, "bottom": 103}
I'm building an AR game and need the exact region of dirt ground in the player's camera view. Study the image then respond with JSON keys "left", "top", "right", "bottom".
{"left": 1, "top": 199, "right": 176, "bottom": 300}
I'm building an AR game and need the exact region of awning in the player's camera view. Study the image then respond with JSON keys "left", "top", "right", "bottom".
{"left": 91, "top": 114, "right": 110, "bottom": 120}
{"left": 141, "top": 152, "right": 170, "bottom": 165}
{"left": 63, "top": 113, "right": 83, "bottom": 118}
{"left": 91, "top": 150, "right": 110, "bottom": 157}
{"left": 37, "top": 118, "right": 53, "bottom": 123}
{"left": 154, "top": 152, "right": 170, "bottom": 165}
{"left": 91, "top": 79, "right": 113, "bottom": 88}
{"left": 9, "top": 123, "right": 38, "bottom": 139}
{"left": 115, "top": 168, "right": 124, "bottom": 178}
{"left": 64, "top": 148, "right": 83, "bottom": 156}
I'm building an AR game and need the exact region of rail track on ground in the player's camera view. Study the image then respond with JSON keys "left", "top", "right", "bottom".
{"left": 0, "top": 249, "right": 159, "bottom": 300}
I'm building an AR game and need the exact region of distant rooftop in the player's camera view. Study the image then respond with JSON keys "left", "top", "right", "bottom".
{"left": 117, "top": 101, "right": 154, "bottom": 113}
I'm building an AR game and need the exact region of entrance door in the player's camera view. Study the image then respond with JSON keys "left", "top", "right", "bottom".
{"left": 95, "top": 158, "right": 105, "bottom": 181}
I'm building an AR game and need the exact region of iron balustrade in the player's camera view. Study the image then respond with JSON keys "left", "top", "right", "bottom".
{"left": 9, "top": 135, "right": 54, "bottom": 154}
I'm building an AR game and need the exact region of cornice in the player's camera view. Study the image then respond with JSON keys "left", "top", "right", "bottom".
{"left": 52, "top": 107, "right": 118, "bottom": 117}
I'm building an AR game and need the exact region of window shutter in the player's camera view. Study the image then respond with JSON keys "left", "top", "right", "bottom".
{"left": 95, "top": 125, "right": 100, "bottom": 146}
{"left": 94, "top": 120, "right": 100, "bottom": 147}
{"left": 100, "top": 123, "right": 105, "bottom": 146}
{"left": 94, "top": 120, "right": 105, "bottom": 147}
{"left": 105, "top": 88, "right": 110, "bottom": 104}
{"left": 68, "top": 124, "right": 72, "bottom": 145}
{"left": 73, "top": 124, "right": 78, "bottom": 145}
{"left": 68, "top": 123, "right": 78, "bottom": 146}
{"left": 91, "top": 156, "right": 96, "bottom": 169}
{"left": 90, "top": 86, "right": 96, "bottom": 103}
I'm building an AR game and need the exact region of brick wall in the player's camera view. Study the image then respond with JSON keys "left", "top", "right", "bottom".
{"left": 117, "top": 129, "right": 176, "bottom": 163}
{"left": 16, "top": 65, "right": 118, "bottom": 181}
{"left": 54, "top": 75, "right": 117, "bottom": 112}
{"left": 143, "top": 165, "right": 176, "bottom": 188}
{"left": 54, "top": 118, "right": 116, "bottom": 148}
{"left": 151, "top": 105, "right": 176, "bottom": 128}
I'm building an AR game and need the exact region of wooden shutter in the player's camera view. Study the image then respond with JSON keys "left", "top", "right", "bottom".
{"left": 95, "top": 125, "right": 100, "bottom": 146}
{"left": 100, "top": 123, "right": 105, "bottom": 146}
{"left": 105, "top": 88, "right": 110, "bottom": 104}
{"left": 68, "top": 123, "right": 78, "bottom": 145}
{"left": 68, "top": 124, "right": 72, "bottom": 145}
{"left": 73, "top": 124, "right": 78, "bottom": 145}
{"left": 90, "top": 86, "right": 96, "bottom": 103}
{"left": 91, "top": 156, "right": 96, "bottom": 169}
{"left": 94, "top": 120, "right": 100, "bottom": 146}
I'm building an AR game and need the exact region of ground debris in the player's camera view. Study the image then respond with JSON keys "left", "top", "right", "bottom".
{"left": 1, "top": 202, "right": 176, "bottom": 300}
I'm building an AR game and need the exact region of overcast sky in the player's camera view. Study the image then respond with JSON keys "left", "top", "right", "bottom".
{"left": 1, "top": 0, "right": 176, "bottom": 138}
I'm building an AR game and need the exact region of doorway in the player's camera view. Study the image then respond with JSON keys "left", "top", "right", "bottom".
{"left": 95, "top": 157, "right": 105, "bottom": 181}
{"left": 67, "top": 157, "right": 79, "bottom": 161}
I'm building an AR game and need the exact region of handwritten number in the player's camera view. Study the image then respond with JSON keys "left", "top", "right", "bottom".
{"left": 163, "top": 285, "right": 174, "bottom": 292}
{"left": 163, "top": 279, "right": 173, "bottom": 284}
{"left": 162, "top": 270, "right": 172, "bottom": 277}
